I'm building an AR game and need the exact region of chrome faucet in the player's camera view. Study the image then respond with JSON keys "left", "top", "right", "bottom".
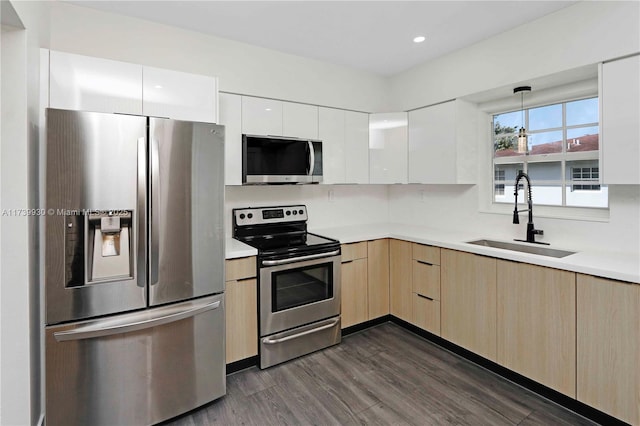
{"left": 512, "top": 171, "right": 548, "bottom": 245}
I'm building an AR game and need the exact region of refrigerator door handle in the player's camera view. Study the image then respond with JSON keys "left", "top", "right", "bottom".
{"left": 150, "top": 137, "right": 160, "bottom": 286}
{"left": 53, "top": 299, "right": 221, "bottom": 342}
{"left": 137, "top": 137, "right": 147, "bottom": 288}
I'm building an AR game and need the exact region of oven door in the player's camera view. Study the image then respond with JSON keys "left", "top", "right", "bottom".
{"left": 259, "top": 251, "right": 340, "bottom": 336}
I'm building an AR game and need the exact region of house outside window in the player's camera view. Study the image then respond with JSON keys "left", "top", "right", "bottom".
{"left": 492, "top": 97, "right": 607, "bottom": 208}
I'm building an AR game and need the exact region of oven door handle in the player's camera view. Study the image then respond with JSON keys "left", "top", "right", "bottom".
{"left": 262, "top": 318, "right": 340, "bottom": 345}
{"left": 261, "top": 250, "right": 340, "bottom": 266}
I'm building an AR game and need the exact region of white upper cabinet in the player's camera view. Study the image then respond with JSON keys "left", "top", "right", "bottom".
{"left": 318, "top": 108, "right": 369, "bottom": 185}
{"left": 319, "top": 107, "right": 346, "bottom": 184}
{"left": 241, "top": 97, "right": 283, "bottom": 136}
{"left": 49, "top": 50, "right": 143, "bottom": 115}
{"left": 142, "top": 66, "right": 217, "bottom": 123}
{"left": 283, "top": 102, "right": 318, "bottom": 139}
{"left": 408, "top": 99, "right": 477, "bottom": 184}
{"left": 369, "top": 112, "right": 408, "bottom": 184}
{"left": 601, "top": 54, "right": 640, "bottom": 185}
{"left": 345, "top": 111, "right": 370, "bottom": 184}
{"left": 219, "top": 93, "right": 243, "bottom": 186}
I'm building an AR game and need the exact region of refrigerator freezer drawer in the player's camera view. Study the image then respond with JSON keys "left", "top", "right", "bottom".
{"left": 45, "top": 294, "right": 226, "bottom": 426}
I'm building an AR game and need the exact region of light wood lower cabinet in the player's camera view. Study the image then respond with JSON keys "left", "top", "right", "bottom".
{"left": 441, "top": 249, "right": 497, "bottom": 361}
{"left": 577, "top": 274, "right": 640, "bottom": 425}
{"left": 341, "top": 239, "right": 390, "bottom": 328}
{"left": 496, "top": 260, "right": 576, "bottom": 397}
{"left": 367, "top": 239, "right": 390, "bottom": 319}
{"left": 390, "top": 239, "right": 413, "bottom": 322}
{"left": 225, "top": 257, "right": 258, "bottom": 364}
{"left": 412, "top": 243, "right": 441, "bottom": 335}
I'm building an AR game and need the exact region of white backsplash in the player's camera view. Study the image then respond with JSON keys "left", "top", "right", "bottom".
{"left": 225, "top": 184, "right": 389, "bottom": 237}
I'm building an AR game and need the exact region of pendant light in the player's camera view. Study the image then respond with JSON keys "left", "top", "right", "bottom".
{"left": 514, "top": 86, "right": 531, "bottom": 154}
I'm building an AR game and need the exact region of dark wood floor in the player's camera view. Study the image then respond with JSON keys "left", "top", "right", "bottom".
{"left": 166, "top": 323, "right": 596, "bottom": 425}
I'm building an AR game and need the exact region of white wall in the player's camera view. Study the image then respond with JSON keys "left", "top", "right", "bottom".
{"left": 1, "top": 1, "right": 50, "bottom": 424}
{"left": 389, "top": 1, "right": 640, "bottom": 111}
{"left": 48, "top": 2, "right": 388, "bottom": 113}
{"left": 226, "top": 185, "right": 389, "bottom": 236}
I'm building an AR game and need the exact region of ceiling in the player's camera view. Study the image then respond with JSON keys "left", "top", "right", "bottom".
{"left": 65, "top": 1, "right": 577, "bottom": 76}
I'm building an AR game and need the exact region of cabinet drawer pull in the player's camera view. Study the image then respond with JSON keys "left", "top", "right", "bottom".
{"left": 417, "top": 293, "right": 434, "bottom": 301}
{"left": 416, "top": 260, "right": 433, "bottom": 266}
{"left": 342, "top": 260, "right": 354, "bottom": 265}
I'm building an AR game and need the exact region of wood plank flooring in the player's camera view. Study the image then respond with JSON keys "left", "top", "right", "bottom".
{"left": 164, "top": 323, "right": 596, "bottom": 426}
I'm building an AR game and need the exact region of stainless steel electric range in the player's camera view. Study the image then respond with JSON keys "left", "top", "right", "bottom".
{"left": 232, "top": 205, "right": 341, "bottom": 368}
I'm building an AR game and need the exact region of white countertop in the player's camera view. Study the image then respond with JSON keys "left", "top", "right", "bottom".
{"left": 310, "top": 223, "right": 640, "bottom": 284}
{"left": 225, "top": 223, "right": 639, "bottom": 283}
{"left": 225, "top": 237, "right": 257, "bottom": 259}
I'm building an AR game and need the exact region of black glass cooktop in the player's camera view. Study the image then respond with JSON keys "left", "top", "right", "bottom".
{"left": 235, "top": 232, "right": 339, "bottom": 257}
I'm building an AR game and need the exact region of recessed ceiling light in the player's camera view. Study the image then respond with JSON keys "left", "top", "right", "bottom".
{"left": 413, "top": 36, "right": 426, "bottom": 43}
{"left": 154, "top": 85, "right": 163, "bottom": 89}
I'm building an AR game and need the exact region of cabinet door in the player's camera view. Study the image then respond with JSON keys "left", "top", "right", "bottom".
{"left": 219, "top": 93, "right": 243, "bottom": 186}
{"left": 225, "top": 278, "right": 258, "bottom": 363}
{"left": 142, "top": 66, "right": 217, "bottom": 122}
{"left": 441, "top": 249, "right": 497, "bottom": 361}
{"left": 601, "top": 55, "right": 640, "bottom": 184}
{"left": 49, "top": 50, "right": 143, "bottom": 115}
{"left": 412, "top": 261, "right": 440, "bottom": 300}
{"left": 369, "top": 112, "right": 408, "bottom": 184}
{"left": 496, "top": 260, "right": 576, "bottom": 397}
{"left": 341, "top": 258, "right": 368, "bottom": 328}
{"left": 283, "top": 101, "right": 318, "bottom": 139}
{"left": 345, "top": 111, "right": 370, "bottom": 184}
{"left": 368, "top": 239, "right": 389, "bottom": 319}
{"left": 413, "top": 294, "right": 440, "bottom": 335}
{"left": 319, "top": 107, "right": 346, "bottom": 184}
{"left": 241, "top": 96, "right": 283, "bottom": 136}
{"left": 408, "top": 101, "right": 455, "bottom": 184}
{"left": 577, "top": 274, "right": 639, "bottom": 425}
{"left": 390, "top": 239, "right": 412, "bottom": 322}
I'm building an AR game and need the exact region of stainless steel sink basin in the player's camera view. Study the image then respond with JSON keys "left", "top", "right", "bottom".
{"left": 467, "top": 239, "right": 576, "bottom": 258}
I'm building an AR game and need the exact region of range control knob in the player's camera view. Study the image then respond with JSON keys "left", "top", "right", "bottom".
{"left": 286, "top": 210, "right": 291, "bottom": 216}
{"left": 247, "top": 213, "right": 253, "bottom": 219}
{"left": 292, "top": 210, "right": 297, "bottom": 215}
{"left": 298, "top": 209, "right": 304, "bottom": 215}
{"left": 239, "top": 213, "right": 245, "bottom": 219}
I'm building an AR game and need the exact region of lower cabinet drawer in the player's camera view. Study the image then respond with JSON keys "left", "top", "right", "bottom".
{"left": 413, "top": 293, "right": 441, "bottom": 336}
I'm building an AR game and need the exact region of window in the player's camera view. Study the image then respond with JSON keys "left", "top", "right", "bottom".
{"left": 492, "top": 97, "right": 607, "bottom": 208}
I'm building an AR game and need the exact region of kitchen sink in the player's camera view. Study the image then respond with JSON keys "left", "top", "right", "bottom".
{"left": 466, "top": 239, "right": 576, "bottom": 258}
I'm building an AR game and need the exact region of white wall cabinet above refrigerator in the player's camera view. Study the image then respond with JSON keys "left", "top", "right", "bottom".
{"left": 600, "top": 54, "right": 640, "bottom": 185}
{"left": 369, "top": 112, "right": 408, "bottom": 184}
{"left": 48, "top": 50, "right": 218, "bottom": 122}
{"left": 408, "top": 99, "right": 477, "bottom": 184}
{"left": 49, "top": 50, "right": 143, "bottom": 115}
{"left": 142, "top": 66, "right": 218, "bottom": 123}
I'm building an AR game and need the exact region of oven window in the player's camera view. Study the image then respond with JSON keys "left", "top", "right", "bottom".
{"left": 272, "top": 263, "right": 333, "bottom": 312}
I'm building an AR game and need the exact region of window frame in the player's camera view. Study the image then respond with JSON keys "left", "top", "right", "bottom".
{"left": 491, "top": 96, "right": 606, "bottom": 209}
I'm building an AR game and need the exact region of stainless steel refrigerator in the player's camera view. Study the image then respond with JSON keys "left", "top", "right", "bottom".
{"left": 43, "top": 108, "right": 226, "bottom": 426}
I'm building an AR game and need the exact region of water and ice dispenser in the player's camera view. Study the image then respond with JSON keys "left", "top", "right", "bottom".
{"left": 65, "top": 211, "right": 134, "bottom": 287}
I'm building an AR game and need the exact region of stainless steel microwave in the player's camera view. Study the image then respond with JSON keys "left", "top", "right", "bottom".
{"left": 242, "top": 134, "right": 323, "bottom": 184}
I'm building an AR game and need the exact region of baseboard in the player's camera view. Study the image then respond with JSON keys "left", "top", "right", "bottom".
{"left": 342, "top": 315, "right": 391, "bottom": 336}
{"left": 226, "top": 356, "right": 259, "bottom": 374}
{"left": 388, "top": 316, "right": 629, "bottom": 426}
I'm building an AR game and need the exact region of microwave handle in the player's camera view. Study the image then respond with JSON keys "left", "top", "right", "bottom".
{"left": 307, "top": 141, "right": 315, "bottom": 176}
